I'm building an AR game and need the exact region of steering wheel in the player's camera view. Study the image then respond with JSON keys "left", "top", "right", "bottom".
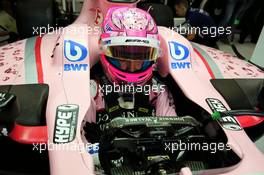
{"left": 98, "top": 116, "right": 205, "bottom": 175}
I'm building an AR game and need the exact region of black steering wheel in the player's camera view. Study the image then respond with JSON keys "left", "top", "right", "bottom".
{"left": 98, "top": 116, "right": 205, "bottom": 175}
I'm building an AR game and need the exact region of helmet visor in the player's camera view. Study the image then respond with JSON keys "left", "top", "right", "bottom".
{"left": 106, "top": 45, "right": 158, "bottom": 61}
{"left": 101, "top": 36, "right": 160, "bottom": 61}
{"left": 106, "top": 56, "right": 153, "bottom": 73}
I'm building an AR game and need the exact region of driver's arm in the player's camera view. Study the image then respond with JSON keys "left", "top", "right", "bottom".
{"left": 84, "top": 98, "right": 97, "bottom": 123}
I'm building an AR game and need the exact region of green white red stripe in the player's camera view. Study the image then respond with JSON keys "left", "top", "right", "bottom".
{"left": 192, "top": 43, "right": 223, "bottom": 79}
{"left": 24, "top": 36, "right": 43, "bottom": 83}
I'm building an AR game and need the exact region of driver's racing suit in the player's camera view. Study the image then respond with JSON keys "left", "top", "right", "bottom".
{"left": 82, "top": 76, "right": 177, "bottom": 168}
{"left": 84, "top": 77, "right": 177, "bottom": 124}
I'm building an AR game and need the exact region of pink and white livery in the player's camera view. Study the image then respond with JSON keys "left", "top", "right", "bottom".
{"left": 0, "top": 0, "right": 264, "bottom": 175}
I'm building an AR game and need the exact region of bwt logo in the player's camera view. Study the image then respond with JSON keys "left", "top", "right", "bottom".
{"left": 171, "top": 62, "right": 191, "bottom": 69}
{"left": 169, "top": 41, "right": 191, "bottom": 69}
{"left": 169, "top": 41, "right": 189, "bottom": 61}
{"left": 64, "top": 64, "right": 88, "bottom": 71}
{"left": 64, "top": 40, "right": 87, "bottom": 62}
{"left": 64, "top": 40, "right": 88, "bottom": 71}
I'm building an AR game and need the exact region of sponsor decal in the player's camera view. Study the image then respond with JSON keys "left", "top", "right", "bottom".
{"left": 102, "top": 39, "right": 111, "bottom": 45}
{"left": 169, "top": 41, "right": 189, "bottom": 60}
{"left": 126, "top": 117, "right": 184, "bottom": 123}
{"left": 64, "top": 40, "right": 88, "bottom": 71}
{"left": 64, "top": 40, "right": 87, "bottom": 62}
{"left": 53, "top": 104, "right": 79, "bottom": 143}
{"left": 87, "top": 143, "right": 99, "bottom": 154}
{"left": 125, "top": 39, "right": 150, "bottom": 44}
{"left": 105, "top": 24, "right": 113, "bottom": 32}
{"left": 169, "top": 41, "right": 191, "bottom": 69}
{"left": 206, "top": 98, "right": 242, "bottom": 131}
{"left": 64, "top": 64, "right": 88, "bottom": 71}
{"left": 171, "top": 62, "right": 191, "bottom": 69}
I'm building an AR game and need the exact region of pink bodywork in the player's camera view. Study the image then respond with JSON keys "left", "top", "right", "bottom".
{"left": 0, "top": 0, "right": 264, "bottom": 174}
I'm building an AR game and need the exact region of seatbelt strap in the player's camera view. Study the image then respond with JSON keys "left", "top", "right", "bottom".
{"left": 99, "top": 76, "right": 122, "bottom": 119}
{"left": 135, "top": 92, "right": 154, "bottom": 116}
{"left": 97, "top": 76, "right": 155, "bottom": 121}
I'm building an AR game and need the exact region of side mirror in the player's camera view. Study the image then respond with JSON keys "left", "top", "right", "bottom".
{"left": 0, "top": 92, "right": 20, "bottom": 123}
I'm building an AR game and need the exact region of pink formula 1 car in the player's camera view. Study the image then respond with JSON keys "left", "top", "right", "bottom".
{"left": 0, "top": 0, "right": 264, "bottom": 175}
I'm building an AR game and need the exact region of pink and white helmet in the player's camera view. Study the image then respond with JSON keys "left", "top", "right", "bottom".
{"left": 99, "top": 7, "right": 160, "bottom": 85}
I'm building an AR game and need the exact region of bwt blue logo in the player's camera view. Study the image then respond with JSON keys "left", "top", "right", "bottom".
{"left": 64, "top": 40, "right": 88, "bottom": 71}
{"left": 168, "top": 41, "right": 190, "bottom": 61}
{"left": 64, "top": 64, "right": 88, "bottom": 71}
{"left": 64, "top": 40, "right": 88, "bottom": 62}
{"left": 169, "top": 41, "right": 191, "bottom": 69}
{"left": 171, "top": 62, "right": 191, "bottom": 69}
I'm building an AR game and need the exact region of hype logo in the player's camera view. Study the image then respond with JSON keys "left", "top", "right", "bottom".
{"left": 168, "top": 41, "right": 189, "bottom": 61}
{"left": 64, "top": 40, "right": 88, "bottom": 62}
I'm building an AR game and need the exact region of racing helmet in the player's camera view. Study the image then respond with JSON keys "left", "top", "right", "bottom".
{"left": 99, "top": 7, "right": 161, "bottom": 85}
